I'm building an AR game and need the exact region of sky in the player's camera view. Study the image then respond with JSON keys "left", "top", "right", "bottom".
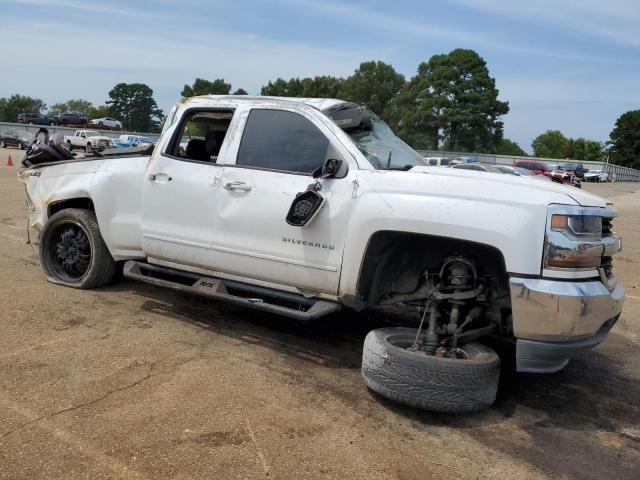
{"left": 1, "top": 0, "right": 639, "bottom": 152}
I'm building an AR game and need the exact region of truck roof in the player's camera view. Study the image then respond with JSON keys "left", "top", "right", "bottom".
{"left": 185, "top": 95, "right": 347, "bottom": 113}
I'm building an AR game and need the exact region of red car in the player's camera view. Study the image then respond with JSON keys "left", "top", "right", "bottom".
{"left": 512, "top": 160, "right": 550, "bottom": 175}
{"left": 547, "top": 167, "right": 582, "bottom": 188}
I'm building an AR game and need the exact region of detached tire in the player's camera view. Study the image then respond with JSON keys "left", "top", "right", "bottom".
{"left": 39, "top": 208, "right": 117, "bottom": 289}
{"left": 361, "top": 328, "right": 500, "bottom": 413}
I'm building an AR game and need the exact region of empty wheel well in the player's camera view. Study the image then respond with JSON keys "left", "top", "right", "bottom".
{"left": 356, "top": 231, "right": 510, "bottom": 307}
{"left": 48, "top": 198, "right": 95, "bottom": 218}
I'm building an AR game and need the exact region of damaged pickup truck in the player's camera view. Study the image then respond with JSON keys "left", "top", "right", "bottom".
{"left": 19, "top": 96, "right": 625, "bottom": 413}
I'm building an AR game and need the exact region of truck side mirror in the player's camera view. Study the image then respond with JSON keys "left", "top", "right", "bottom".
{"left": 286, "top": 190, "right": 324, "bottom": 227}
{"left": 313, "top": 158, "right": 343, "bottom": 179}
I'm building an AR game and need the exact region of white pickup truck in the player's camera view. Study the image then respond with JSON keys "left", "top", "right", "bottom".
{"left": 19, "top": 96, "right": 625, "bottom": 413}
{"left": 64, "top": 129, "right": 114, "bottom": 153}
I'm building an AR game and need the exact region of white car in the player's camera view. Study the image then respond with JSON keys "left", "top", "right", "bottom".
{"left": 19, "top": 96, "right": 625, "bottom": 413}
{"left": 63, "top": 129, "right": 115, "bottom": 152}
{"left": 89, "top": 117, "right": 122, "bottom": 130}
{"left": 584, "top": 169, "right": 608, "bottom": 182}
{"left": 424, "top": 156, "right": 450, "bottom": 167}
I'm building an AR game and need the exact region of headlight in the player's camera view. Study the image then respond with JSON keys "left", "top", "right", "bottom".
{"left": 545, "top": 205, "right": 605, "bottom": 270}
{"left": 550, "top": 214, "right": 601, "bottom": 241}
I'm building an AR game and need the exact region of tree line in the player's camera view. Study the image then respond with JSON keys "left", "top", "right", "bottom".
{"left": 0, "top": 48, "right": 637, "bottom": 168}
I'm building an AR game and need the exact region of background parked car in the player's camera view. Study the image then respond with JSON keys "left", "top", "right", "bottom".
{"left": 452, "top": 163, "right": 505, "bottom": 173}
{"left": 423, "top": 156, "right": 450, "bottom": 166}
{"left": 561, "top": 162, "right": 588, "bottom": 179}
{"left": 547, "top": 167, "right": 581, "bottom": 188}
{"left": 115, "top": 134, "right": 154, "bottom": 148}
{"left": 455, "top": 155, "right": 476, "bottom": 164}
{"left": 496, "top": 165, "right": 553, "bottom": 181}
{"left": 0, "top": 128, "right": 32, "bottom": 149}
{"left": 89, "top": 117, "right": 122, "bottom": 130}
{"left": 584, "top": 169, "right": 608, "bottom": 182}
{"left": 512, "top": 160, "right": 550, "bottom": 175}
{"left": 17, "top": 113, "right": 55, "bottom": 125}
{"left": 53, "top": 112, "right": 88, "bottom": 126}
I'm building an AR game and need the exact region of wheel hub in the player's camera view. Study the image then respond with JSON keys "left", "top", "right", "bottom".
{"left": 54, "top": 226, "right": 90, "bottom": 277}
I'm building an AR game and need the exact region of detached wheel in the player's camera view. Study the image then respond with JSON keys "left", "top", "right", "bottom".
{"left": 39, "top": 208, "right": 116, "bottom": 289}
{"left": 361, "top": 328, "right": 500, "bottom": 413}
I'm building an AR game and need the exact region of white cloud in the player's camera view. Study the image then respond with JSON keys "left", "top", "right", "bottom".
{"left": 498, "top": 72, "right": 640, "bottom": 150}
{"left": 2, "top": 0, "right": 155, "bottom": 17}
{"left": 269, "top": 0, "right": 632, "bottom": 63}
{"left": 449, "top": 0, "right": 640, "bottom": 48}
{"left": 0, "top": 20, "right": 377, "bottom": 110}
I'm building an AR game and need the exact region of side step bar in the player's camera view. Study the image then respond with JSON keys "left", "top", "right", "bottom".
{"left": 122, "top": 260, "right": 341, "bottom": 321}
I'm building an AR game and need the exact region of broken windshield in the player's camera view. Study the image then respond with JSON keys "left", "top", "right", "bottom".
{"left": 328, "top": 104, "right": 426, "bottom": 170}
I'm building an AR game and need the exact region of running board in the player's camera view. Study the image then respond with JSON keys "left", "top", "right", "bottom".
{"left": 122, "top": 260, "right": 341, "bottom": 321}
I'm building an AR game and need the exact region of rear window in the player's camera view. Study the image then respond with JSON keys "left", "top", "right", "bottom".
{"left": 237, "top": 109, "right": 330, "bottom": 174}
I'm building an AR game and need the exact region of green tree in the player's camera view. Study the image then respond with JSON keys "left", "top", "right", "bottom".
{"left": 181, "top": 78, "right": 232, "bottom": 97}
{"left": 86, "top": 105, "right": 113, "bottom": 120}
{"left": 48, "top": 98, "right": 94, "bottom": 117}
{"left": 107, "top": 83, "right": 164, "bottom": 132}
{"left": 495, "top": 138, "right": 527, "bottom": 156}
{"left": 531, "top": 130, "right": 569, "bottom": 158}
{"left": 0, "top": 94, "right": 46, "bottom": 122}
{"left": 385, "top": 74, "right": 439, "bottom": 149}
{"left": 418, "top": 49, "right": 509, "bottom": 152}
{"left": 608, "top": 110, "right": 640, "bottom": 169}
{"left": 261, "top": 76, "right": 344, "bottom": 98}
{"left": 261, "top": 78, "right": 294, "bottom": 96}
{"left": 340, "top": 61, "right": 405, "bottom": 117}
{"left": 564, "top": 137, "right": 604, "bottom": 161}
{"left": 232, "top": 88, "right": 248, "bottom": 95}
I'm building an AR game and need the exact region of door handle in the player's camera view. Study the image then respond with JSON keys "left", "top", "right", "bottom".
{"left": 148, "top": 173, "right": 172, "bottom": 183}
{"left": 224, "top": 181, "right": 252, "bottom": 192}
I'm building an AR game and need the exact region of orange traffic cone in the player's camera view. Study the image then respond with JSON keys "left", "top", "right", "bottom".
{"left": 7, "top": 154, "right": 13, "bottom": 166}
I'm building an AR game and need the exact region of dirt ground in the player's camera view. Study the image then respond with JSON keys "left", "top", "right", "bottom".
{"left": 1, "top": 147, "right": 639, "bottom": 480}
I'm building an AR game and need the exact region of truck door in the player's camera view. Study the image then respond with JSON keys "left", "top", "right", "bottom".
{"left": 213, "top": 107, "right": 356, "bottom": 295}
{"left": 140, "top": 109, "right": 236, "bottom": 270}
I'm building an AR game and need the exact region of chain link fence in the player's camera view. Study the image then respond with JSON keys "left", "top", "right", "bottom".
{"left": 0, "top": 121, "right": 161, "bottom": 143}
{"left": 417, "top": 150, "right": 640, "bottom": 182}
{"left": 3, "top": 120, "right": 638, "bottom": 181}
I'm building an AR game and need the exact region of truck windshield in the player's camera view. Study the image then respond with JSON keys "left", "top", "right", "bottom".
{"left": 328, "top": 104, "right": 425, "bottom": 170}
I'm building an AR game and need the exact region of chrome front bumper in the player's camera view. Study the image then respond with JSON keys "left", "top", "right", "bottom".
{"left": 509, "top": 276, "right": 625, "bottom": 373}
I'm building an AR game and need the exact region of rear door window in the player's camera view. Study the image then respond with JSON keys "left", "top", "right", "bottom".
{"left": 236, "top": 109, "right": 330, "bottom": 174}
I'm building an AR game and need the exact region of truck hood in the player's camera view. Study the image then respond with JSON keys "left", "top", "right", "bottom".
{"left": 410, "top": 167, "right": 607, "bottom": 207}
{"left": 358, "top": 167, "right": 608, "bottom": 208}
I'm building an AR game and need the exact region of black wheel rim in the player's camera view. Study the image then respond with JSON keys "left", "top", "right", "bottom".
{"left": 45, "top": 221, "right": 91, "bottom": 281}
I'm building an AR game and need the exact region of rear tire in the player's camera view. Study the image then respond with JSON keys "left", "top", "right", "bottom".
{"left": 85, "top": 143, "right": 92, "bottom": 153}
{"left": 0, "top": 140, "right": 5, "bottom": 148}
{"left": 39, "top": 208, "right": 117, "bottom": 289}
{"left": 362, "top": 327, "right": 500, "bottom": 413}
{"left": 67, "top": 140, "right": 73, "bottom": 151}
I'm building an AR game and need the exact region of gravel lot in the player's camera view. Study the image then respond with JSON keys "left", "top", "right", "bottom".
{"left": 1, "top": 146, "right": 639, "bottom": 480}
